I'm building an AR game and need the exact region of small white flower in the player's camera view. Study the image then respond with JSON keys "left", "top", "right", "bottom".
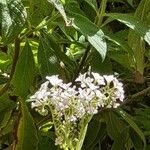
{"left": 46, "top": 75, "right": 63, "bottom": 86}
{"left": 92, "top": 73, "right": 105, "bottom": 85}
{"left": 59, "top": 82, "right": 72, "bottom": 90}
{"left": 103, "top": 75, "right": 115, "bottom": 84}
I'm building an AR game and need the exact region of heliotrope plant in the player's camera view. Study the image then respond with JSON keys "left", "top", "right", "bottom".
{"left": 29, "top": 72, "right": 124, "bottom": 150}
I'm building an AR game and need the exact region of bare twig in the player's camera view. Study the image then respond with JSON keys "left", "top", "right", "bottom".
{"left": 121, "top": 86, "right": 150, "bottom": 106}
{"left": 0, "top": 38, "right": 20, "bottom": 96}
{"left": 72, "top": 45, "right": 91, "bottom": 82}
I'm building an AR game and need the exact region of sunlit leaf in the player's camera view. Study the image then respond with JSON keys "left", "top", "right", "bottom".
{"left": 0, "top": 0, "right": 27, "bottom": 44}
{"left": 106, "top": 13, "right": 150, "bottom": 45}
{"left": 128, "top": 0, "right": 150, "bottom": 74}
{"left": 70, "top": 13, "right": 107, "bottom": 60}
{"left": 47, "top": 0, "right": 70, "bottom": 25}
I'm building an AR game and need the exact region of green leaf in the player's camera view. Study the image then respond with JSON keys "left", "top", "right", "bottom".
{"left": 0, "top": 51, "right": 12, "bottom": 71}
{"left": 0, "top": 110, "right": 12, "bottom": 131}
{"left": 26, "top": 0, "right": 53, "bottom": 26}
{"left": 90, "top": 50, "right": 112, "bottom": 74}
{"left": 47, "top": 0, "right": 70, "bottom": 25}
{"left": 130, "top": 129, "right": 143, "bottom": 150}
{"left": 127, "top": 0, "right": 134, "bottom": 6}
{"left": 49, "top": 0, "right": 107, "bottom": 60}
{"left": 41, "top": 32, "right": 75, "bottom": 70}
{"left": 0, "top": 0, "right": 27, "bottom": 44}
{"left": 65, "top": 1, "right": 85, "bottom": 17}
{"left": 39, "top": 135, "right": 59, "bottom": 150}
{"left": 85, "top": 122, "right": 106, "bottom": 150}
{"left": 84, "top": 119, "right": 101, "bottom": 149}
{"left": 128, "top": 0, "right": 150, "bottom": 74}
{"left": 116, "top": 109, "right": 146, "bottom": 150}
{"left": 108, "top": 50, "right": 132, "bottom": 70}
{"left": 135, "top": 107, "right": 150, "bottom": 131}
{"left": 112, "top": 127, "right": 132, "bottom": 150}
{"left": 103, "top": 110, "right": 126, "bottom": 140}
{"left": 0, "top": 94, "right": 16, "bottom": 112}
{"left": 39, "top": 122, "right": 53, "bottom": 133}
{"left": 12, "top": 42, "right": 35, "bottom": 98}
{"left": 104, "top": 32, "right": 134, "bottom": 56}
{"left": 83, "top": 0, "right": 97, "bottom": 12}
{"left": 0, "top": 115, "right": 14, "bottom": 137}
{"left": 38, "top": 36, "right": 60, "bottom": 77}
{"left": 15, "top": 102, "right": 38, "bottom": 150}
{"left": 106, "top": 13, "right": 150, "bottom": 46}
{"left": 70, "top": 13, "right": 107, "bottom": 60}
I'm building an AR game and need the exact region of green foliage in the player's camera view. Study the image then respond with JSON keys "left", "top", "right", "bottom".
{"left": 38, "top": 35, "right": 60, "bottom": 77}
{"left": 15, "top": 102, "right": 38, "bottom": 150}
{"left": 0, "top": 0, "right": 150, "bottom": 149}
{"left": 0, "top": 0, "right": 27, "bottom": 44}
{"left": 12, "top": 41, "right": 35, "bottom": 98}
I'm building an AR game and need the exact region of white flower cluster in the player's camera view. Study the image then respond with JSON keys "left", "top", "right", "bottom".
{"left": 29, "top": 72, "right": 124, "bottom": 122}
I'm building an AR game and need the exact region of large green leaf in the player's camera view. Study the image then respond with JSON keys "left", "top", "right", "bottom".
{"left": 130, "top": 129, "right": 143, "bottom": 150}
{"left": 85, "top": 122, "right": 106, "bottom": 150}
{"left": 103, "top": 110, "right": 133, "bottom": 149}
{"left": 38, "top": 36, "right": 60, "bottom": 77}
{"left": 90, "top": 50, "right": 112, "bottom": 74}
{"left": 83, "top": 0, "right": 97, "bottom": 12}
{"left": 117, "top": 109, "right": 146, "bottom": 150}
{"left": 127, "top": 0, "right": 134, "bottom": 6}
{"left": 0, "top": 110, "right": 12, "bottom": 130}
{"left": 108, "top": 50, "right": 132, "bottom": 70}
{"left": 12, "top": 42, "right": 35, "bottom": 98}
{"left": 0, "top": 95, "right": 16, "bottom": 137}
{"left": 0, "top": 0, "right": 27, "bottom": 44}
{"left": 70, "top": 13, "right": 107, "bottom": 60}
{"left": 39, "top": 136, "right": 58, "bottom": 150}
{"left": 103, "top": 110, "right": 126, "bottom": 140}
{"left": 135, "top": 107, "right": 150, "bottom": 131}
{"left": 41, "top": 32, "right": 75, "bottom": 71}
{"left": 25, "top": 0, "right": 53, "bottom": 26}
{"left": 111, "top": 127, "right": 132, "bottom": 150}
{"left": 84, "top": 119, "right": 101, "bottom": 149}
{"left": 106, "top": 13, "right": 150, "bottom": 46}
{"left": 104, "top": 32, "right": 134, "bottom": 56}
{"left": 15, "top": 102, "right": 38, "bottom": 150}
{"left": 47, "top": 0, "right": 69, "bottom": 25}
{"left": 128, "top": 0, "right": 150, "bottom": 75}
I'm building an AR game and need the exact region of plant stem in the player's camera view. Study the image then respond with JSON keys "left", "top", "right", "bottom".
{"left": 76, "top": 116, "right": 92, "bottom": 150}
{"left": 72, "top": 45, "right": 91, "bottom": 82}
{"left": 121, "top": 86, "right": 150, "bottom": 106}
{"left": 0, "top": 37, "right": 20, "bottom": 96}
{"left": 96, "top": 0, "right": 107, "bottom": 26}
{"left": 20, "top": 13, "right": 59, "bottom": 40}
